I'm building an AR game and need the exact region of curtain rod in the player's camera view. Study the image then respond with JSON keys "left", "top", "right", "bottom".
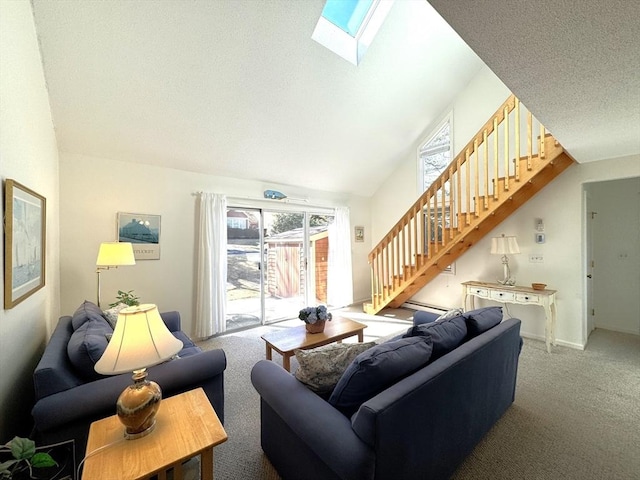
{"left": 192, "top": 192, "right": 337, "bottom": 211}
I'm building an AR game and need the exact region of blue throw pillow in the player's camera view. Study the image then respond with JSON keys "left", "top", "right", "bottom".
{"left": 464, "top": 306, "right": 503, "bottom": 338}
{"left": 71, "top": 300, "right": 108, "bottom": 330}
{"left": 412, "top": 310, "right": 439, "bottom": 326}
{"left": 67, "top": 318, "right": 113, "bottom": 380}
{"left": 403, "top": 315, "right": 467, "bottom": 360}
{"left": 329, "top": 336, "right": 433, "bottom": 417}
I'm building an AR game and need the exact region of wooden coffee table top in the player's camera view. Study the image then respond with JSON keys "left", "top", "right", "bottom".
{"left": 261, "top": 317, "right": 367, "bottom": 371}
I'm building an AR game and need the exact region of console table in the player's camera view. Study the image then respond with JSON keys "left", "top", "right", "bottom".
{"left": 462, "top": 281, "right": 557, "bottom": 353}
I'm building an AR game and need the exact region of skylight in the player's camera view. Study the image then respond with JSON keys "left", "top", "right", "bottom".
{"left": 321, "top": 0, "right": 373, "bottom": 37}
{"left": 312, "top": 0, "right": 394, "bottom": 66}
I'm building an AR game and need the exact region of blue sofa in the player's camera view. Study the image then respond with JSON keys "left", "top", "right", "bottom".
{"left": 251, "top": 308, "right": 522, "bottom": 480}
{"left": 31, "top": 302, "right": 226, "bottom": 460}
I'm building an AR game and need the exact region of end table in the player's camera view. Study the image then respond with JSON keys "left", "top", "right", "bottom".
{"left": 82, "top": 387, "right": 227, "bottom": 480}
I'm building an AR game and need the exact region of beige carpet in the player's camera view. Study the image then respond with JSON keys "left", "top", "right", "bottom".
{"left": 198, "top": 311, "right": 640, "bottom": 480}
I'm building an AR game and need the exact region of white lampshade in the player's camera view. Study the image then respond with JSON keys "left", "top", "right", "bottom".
{"left": 490, "top": 234, "right": 520, "bottom": 255}
{"left": 96, "top": 242, "right": 136, "bottom": 267}
{"left": 95, "top": 304, "right": 183, "bottom": 375}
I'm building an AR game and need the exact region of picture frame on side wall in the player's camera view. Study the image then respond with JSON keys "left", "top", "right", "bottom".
{"left": 4, "top": 179, "right": 46, "bottom": 309}
{"left": 117, "top": 212, "right": 161, "bottom": 260}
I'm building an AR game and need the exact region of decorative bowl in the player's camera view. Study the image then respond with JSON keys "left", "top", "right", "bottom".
{"left": 531, "top": 283, "right": 547, "bottom": 290}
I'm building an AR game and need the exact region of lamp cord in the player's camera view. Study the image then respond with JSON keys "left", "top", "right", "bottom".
{"left": 76, "top": 437, "right": 126, "bottom": 479}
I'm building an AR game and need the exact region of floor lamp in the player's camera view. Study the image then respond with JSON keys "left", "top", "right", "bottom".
{"left": 96, "top": 242, "right": 136, "bottom": 307}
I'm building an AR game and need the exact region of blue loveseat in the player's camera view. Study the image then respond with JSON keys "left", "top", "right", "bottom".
{"left": 31, "top": 301, "right": 226, "bottom": 460}
{"left": 251, "top": 307, "right": 522, "bottom": 480}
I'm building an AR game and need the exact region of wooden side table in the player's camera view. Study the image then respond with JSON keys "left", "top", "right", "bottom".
{"left": 82, "top": 388, "right": 227, "bottom": 480}
{"left": 462, "top": 280, "right": 557, "bottom": 353}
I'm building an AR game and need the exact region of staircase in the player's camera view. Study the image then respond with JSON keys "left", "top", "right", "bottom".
{"left": 364, "top": 94, "right": 575, "bottom": 315}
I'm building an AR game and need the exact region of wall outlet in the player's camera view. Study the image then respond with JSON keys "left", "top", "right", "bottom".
{"left": 529, "top": 254, "right": 544, "bottom": 263}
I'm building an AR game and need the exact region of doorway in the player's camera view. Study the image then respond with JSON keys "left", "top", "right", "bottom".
{"left": 584, "top": 177, "right": 640, "bottom": 344}
{"left": 225, "top": 207, "right": 335, "bottom": 331}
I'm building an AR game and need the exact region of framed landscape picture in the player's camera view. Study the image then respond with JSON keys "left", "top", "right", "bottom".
{"left": 4, "top": 179, "right": 46, "bottom": 309}
{"left": 117, "top": 212, "right": 161, "bottom": 260}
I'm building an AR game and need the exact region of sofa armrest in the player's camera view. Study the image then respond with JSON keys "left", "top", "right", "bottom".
{"left": 33, "top": 348, "right": 226, "bottom": 432}
{"left": 251, "top": 360, "right": 374, "bottom": 480}
{"left": 160, "top": 311, "right": 181, "bottom": 332}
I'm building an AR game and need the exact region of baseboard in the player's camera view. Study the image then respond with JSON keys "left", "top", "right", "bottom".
{"left": 594, "top": 324, "right": 640, "bottom": 336}
{"left": 401, "top": 300, "right": 448, "bottom": 314}
{"left": 520, "top": 331, "right": 585, "bottom": 351}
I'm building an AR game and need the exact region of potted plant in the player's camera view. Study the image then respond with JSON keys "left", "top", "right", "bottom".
{"left": 0, "top": 436, "right": 69, "bottom": 480}
{"left": 298, "top": 305, "right": 332, "bottom": 334}
{"left": 108, "top": 290, "right": 140, "bottom": 308}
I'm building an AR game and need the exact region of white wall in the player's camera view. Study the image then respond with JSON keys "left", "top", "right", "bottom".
{"left": 0, "top": 0, "right": 60, "bottom": 438}
{"left": 59, "top": 153, "right": 371, "bottom": 336}
{"left": 370, "top": 64, "right": 640, "bottom": 349}
{"left": 588, "top": 177, "right": 640, "bottom": 335}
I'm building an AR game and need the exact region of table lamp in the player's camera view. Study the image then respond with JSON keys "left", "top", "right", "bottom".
{"left": 96, "top": 242, "right": 136, "bottom": 307}
{"left": 490, "top": 234, "right": 520, "bottom": 286}
{"left": 95, "top": 304, "right": 183, "bottom": 439}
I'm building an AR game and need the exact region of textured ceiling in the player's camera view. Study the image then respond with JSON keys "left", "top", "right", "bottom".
{"left": 31, "top": 0, "right": 484, "bottom": 197}
{"left": 428, "top": 0, "right": 640, "bottom": 164}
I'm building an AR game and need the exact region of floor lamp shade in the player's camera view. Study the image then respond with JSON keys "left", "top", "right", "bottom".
{"left": 95, "top": 242, "right": 135, "bottom": 307}
{"left": 96, "top": 242, "right": 136, "bottom": 267}
{"left": 95, "top": 304, "right": 183, "bottom": 438}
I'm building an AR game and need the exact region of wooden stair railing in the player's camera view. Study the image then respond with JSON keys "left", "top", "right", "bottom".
{"left": 365, "top": 95, "right": 575, "bottom": 315}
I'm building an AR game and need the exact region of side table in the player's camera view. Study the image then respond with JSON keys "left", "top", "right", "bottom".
{"left": 82, "top": 387, "right": 227, "bottom": 480}
{"left": 462, "top": 281, "right": 557, "bottom": 353}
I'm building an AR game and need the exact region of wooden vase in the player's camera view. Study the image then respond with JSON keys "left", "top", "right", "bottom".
{"left": 305, "top": 319, "right": 326, "bottom": 334}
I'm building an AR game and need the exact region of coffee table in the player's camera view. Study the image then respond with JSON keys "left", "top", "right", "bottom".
{"left": 261, "top": 317, "right": 367, "bottom": 371}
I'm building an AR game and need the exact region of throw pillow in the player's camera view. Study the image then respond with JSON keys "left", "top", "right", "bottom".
{"left": 67, "top": 317, "right": 113, "bottom": 380}
{"left": 294, "top": 342, "right": 375, "bottom": 395}
{"left": 71, "top": 300, "right": 108, "bottom": 330}
{"left": 412, "top": 310, "right": 439, "bottom": 326}
{"left": 435, "top": 308, "right": 464, "bottom": 321}
{"left": 103, "top": 303, "right": 129, "bottom": 329}
{"left": 464, "top": 306, "right": 503, "bottom": 338}
{"left": 403, "top": 315, "right": 467, "bottom": 360}
{"left": 329, "top": 336, "right": 433, "bottom": 417}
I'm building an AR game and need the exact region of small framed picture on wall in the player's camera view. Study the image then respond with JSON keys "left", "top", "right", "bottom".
{"left": 117, "top": 212, "right": 161, "bottom": 260}
{"left": 354, "top": 226, "right": 364, "bottom": 243}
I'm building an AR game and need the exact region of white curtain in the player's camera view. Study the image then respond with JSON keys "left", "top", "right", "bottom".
{"left": 195, "top": 193, "right": 227, "bottom": 338}
{"left": 327, "top": 206, "right": 353, "bottom": 308}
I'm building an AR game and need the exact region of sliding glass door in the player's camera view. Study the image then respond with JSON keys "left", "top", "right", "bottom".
{"left": 225, "top": 207, "right": 334, "bottom": 330}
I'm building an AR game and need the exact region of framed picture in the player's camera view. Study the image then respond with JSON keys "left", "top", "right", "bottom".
{"left": 117, "top": 212, "right": 161, "bottom": 260}
{"left": 354, "top": 226, "right": 364, "bottom": 242}
{"left": 4, "top": 179, "right": 46, "bottom": 309}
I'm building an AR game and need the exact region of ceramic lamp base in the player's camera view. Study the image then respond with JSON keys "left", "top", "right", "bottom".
{"left": 116, "top": 369, "right": 162, "bottom": 440}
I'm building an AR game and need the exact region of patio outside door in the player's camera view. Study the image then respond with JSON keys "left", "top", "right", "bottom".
{"left": 225, "top": 208, "right": 334, "bottom": 331}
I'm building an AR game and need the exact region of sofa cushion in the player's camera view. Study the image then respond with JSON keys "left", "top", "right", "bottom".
{"left": 464, "top": 306, "right": 503, "bottom": 338}
{"left": 403, "top": 315, "right": 467, "bottom": 360}
{"left": 67, "top": 317, "right": 112, "bottom": 380}
{"left": 329, "top": 336, "right": 433, "bottom": 417}
{"left": 294, "top": 342, "right": 375, "bottom": 395}
{"left": 71, "top": 300, "right": 108, "bottom": 330}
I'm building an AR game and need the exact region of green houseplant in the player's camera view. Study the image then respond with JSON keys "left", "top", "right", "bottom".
{"left": 0, "top": 437, "right": 57, "bottom": 479}
{"left": 108, "top": 290, "right": 140, "bottom": 308}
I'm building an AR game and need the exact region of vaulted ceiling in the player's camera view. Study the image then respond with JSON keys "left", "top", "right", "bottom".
{"left": 428, "top": 0, "right": 640, "bottom": 166}
{"left": 31, "top": 0, "right": 483, "bottom": 197}
{"left": 31, "top": 1, "right": 639, "bottom": 198}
